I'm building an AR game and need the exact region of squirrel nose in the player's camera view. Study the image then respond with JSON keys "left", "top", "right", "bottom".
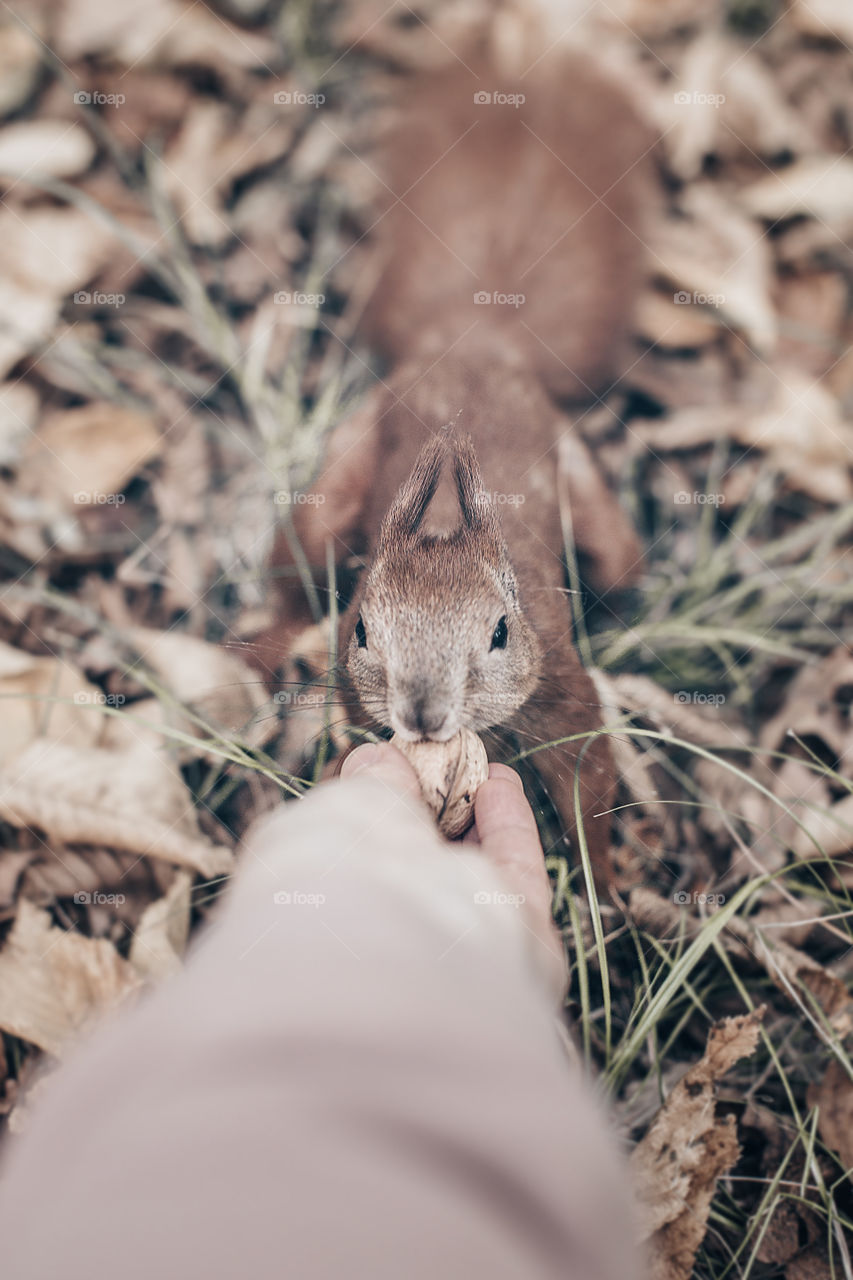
{"left": 397, "top": 697, "right": 448, "bottom": 740}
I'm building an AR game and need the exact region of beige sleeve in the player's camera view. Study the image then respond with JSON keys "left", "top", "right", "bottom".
{"left": 0, "top": 775, "right": 641, "bottom": 1280}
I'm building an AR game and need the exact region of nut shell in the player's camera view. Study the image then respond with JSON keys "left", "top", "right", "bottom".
{"left": 393, "top": 728, "right": 489, "bottom": 838}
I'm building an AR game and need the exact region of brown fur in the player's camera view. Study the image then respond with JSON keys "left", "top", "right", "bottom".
{"left": 262, "top": 49, "right": 656, "bottom": 887}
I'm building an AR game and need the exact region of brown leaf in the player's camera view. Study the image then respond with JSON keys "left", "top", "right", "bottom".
{"left": 0, "top": 207, "right": 112, "bottom": 378}
{"left": 129, "top": 871, "right": 192, "bottom": 981}
{"left": 0, "top": 121, "right": 95, "bottom": 180}
{"left": 0, "top": 642, "right": 107, "bottom": 764}
{"left": 0, "top": 900, "right": 141, "bottom": 1056}
{"left": 807, "top": 1056, "right": 853, "bottom": 1169}
{"left": 23, "top": 402, "right": 161, "bottom": 512}
{"left": 0, "top": 738, "right": 233, "bottom": 878}
{"left": 632, "top": 1010, "right": 764, "bottom": 1280}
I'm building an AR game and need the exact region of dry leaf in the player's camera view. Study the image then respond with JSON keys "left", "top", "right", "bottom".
{"left": 0, "top": 900, "right": 141, "bottom": 1056}
{"left": 129, "top": 871, "right": 192, "bottom": 981}
{"left": 55, "top": 0, "right": 276, "bottom": 69}
{"left": 23, "top": 402, "right": 161, "bottom": 511}
{"left": 0, "top": 21, "right": 42, "bottom": 117}
{"left": 124, "top": 626, "right": 272, "bottom": 749}
{"left": 807, "top": 1057, "right": 853, "bottom": 1169}
{"left": 162, "top": 101, "right": 291, "bottom": 246}
{"left": 0, "top": 206, "right": 112, "bottom": 378}
{"left": 739, "top": 156, "right": 853, "bottom": 236}
{"left": 638, "top": 372, "right": 853, "bottom": 504}
{"left": 0, "top": 121, "right": 95, "bottom": 180}
{"left": 0, "top": 641, "right": 107, "bottom": 764}
{"left": 652, "top": 184, "right": 777, "bottom": 354}
{"left": 632, "top": 1010, "right": 764, "bottom": 1280}
{"left": 0, "top": 738, "right": 233, "bottom": 878}
{"left": 789, "top": 0, "right": 853, "bottom": 46}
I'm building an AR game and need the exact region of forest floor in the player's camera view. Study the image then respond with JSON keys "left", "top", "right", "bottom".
{"left": 1, "top": 1, "right": 853, "bottom": 1276}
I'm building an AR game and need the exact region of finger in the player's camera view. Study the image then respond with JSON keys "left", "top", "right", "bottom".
{"left": 339, "top": 741, "right": 425, "bottom": 806}
{"left": 486, "top": 762, "right": 524, "bottom": 790}
{"left": 474, "top": 776, "right": 540, "bottom": 845}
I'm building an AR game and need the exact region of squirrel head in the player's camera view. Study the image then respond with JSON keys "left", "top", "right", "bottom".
{"left": 346, "top": 432, "right": 541, "bottom": 742}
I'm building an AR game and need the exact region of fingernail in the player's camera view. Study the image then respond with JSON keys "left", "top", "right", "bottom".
{"left": 342, "top": 742, "right": 384, "bottom": 776}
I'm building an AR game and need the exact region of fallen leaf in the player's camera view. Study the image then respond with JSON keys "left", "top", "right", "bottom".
{"left": 0, "top": 206, "right": 113, "bottom": 378}
{"left": 0, "top": 738, "right": 233, "bottom": 878}
{"left": 23, "top": 402, "right": 161, "bottom": 511}
{"left": 129, "top": 871, "right": 192, "bottom": 981}
{"left": 123, "top": 626, "right": 272, "bottom": 749}
{"left": 807, "top": 1057, "right": 853, "bottom": 1170}
{"left": 738, "top": 156, "right": 853, "bottom": 237}
{"left": 637, "top": 372, "right": 853, "bottom": 504}
{"left": 632, "top": 1010, "right": 764, "bottom": 1280}
{"left": 0, "top": 21, "right": 42, "bottom": 117}
{"left": 0, "top": 641, "right": 107, "bottom": 764}
{"left": 0, "top": 120, "right": 95, "bottom": 180}
{"left": 56, "top": 0, "right": 277, "bottom": 70}
{"left": 0, "top": 900, "right": 141, "bottom": 1056}
{"left": 789, "top": 0, "right": 853, "bottom": 46}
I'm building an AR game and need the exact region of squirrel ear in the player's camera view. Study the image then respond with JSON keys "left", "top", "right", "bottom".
{"left": 453, "top": 434, "right": 500, "bottom": 537}
{"left": 379, "top": 432, "right": 447, "bottom": 544}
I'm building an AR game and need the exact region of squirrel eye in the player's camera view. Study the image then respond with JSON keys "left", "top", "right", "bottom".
{"left": 355, "top": 616, "right": 367, "bottom": 649}
{"left": 490, "top": 616, "right": 508, "bottom": 651}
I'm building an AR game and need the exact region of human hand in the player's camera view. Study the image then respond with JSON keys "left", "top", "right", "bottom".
{"left": 340, "top": 743, "right": 566, "bottom": 991}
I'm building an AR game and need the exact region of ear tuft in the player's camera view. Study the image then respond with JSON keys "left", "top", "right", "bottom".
{"left": 453, "top": 434, "right": 500, "bottom": 537}
{"left": 379, "top": 432, "right": 448, "bottom": 546}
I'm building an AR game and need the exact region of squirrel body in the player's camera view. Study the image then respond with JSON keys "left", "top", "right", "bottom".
{"left": 264, "top": 44, "right": 655, "bottom": 884}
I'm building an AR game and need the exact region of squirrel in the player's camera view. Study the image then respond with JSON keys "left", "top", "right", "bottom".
{"left": 258, "top": 39, "right": 655, "bottom": 888}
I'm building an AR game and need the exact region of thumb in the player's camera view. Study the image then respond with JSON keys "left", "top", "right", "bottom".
{"left": 339, "top": 741, "right": 426, "bottom": 808}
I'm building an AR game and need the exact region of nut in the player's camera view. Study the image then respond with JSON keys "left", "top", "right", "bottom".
{"left": 392, "top": 728, "right": 489, "bottom": 838}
